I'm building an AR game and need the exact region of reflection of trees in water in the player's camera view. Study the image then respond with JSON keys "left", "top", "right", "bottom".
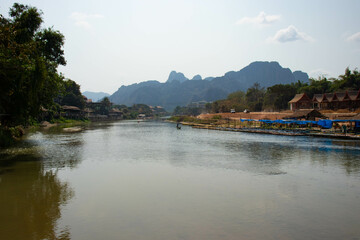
{"left": 304, "top": 137, "right": 360, "bottom": 175}
{"left": 0, "top": 154, "right": 74, "bottom": 239}
{"left": 310, "top": 149, "right": 360, "bottom": 175}
{"left": 165, "top": 137, "right": 295, "bottom": 175}
{"left": 341, "top": 155, "right": 360, "bottom": 174}
{"left": 226, "top": 137, "right": 360, "bottom": 176}
{"left": 226, "top": 141, "right": 295, "bottom": 162}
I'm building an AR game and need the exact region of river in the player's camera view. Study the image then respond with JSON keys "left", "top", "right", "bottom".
{"left": 1, "top": 120, "right": 360, "bottom": 240}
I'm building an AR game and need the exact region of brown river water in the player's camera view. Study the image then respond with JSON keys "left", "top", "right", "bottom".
{"left": 1, "top": 120, "right": 360, "bottom": 240}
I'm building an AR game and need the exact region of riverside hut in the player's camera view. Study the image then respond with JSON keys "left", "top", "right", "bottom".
{"left": 61, "top": 105, "right": 83, "bottom": 119}
{"left": 289, "top": 93, "right": 312, "bottom": 111}
{"left": 109, "top": 108, "right": 122, "bottom": 119}
{"left": 291, "top": 89, "right": 360, "bottom": 111}
{"left": 284, "top": 109, "right": 325, "bottom": 121}
{"left": 348, "top": 90, "right": 360, "bottom": 109}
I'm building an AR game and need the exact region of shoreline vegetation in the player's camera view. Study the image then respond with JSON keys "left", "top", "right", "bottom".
{"left": 0, "top": 118, "right": 89, "bottom": 147}
{"left": 169, "top": 113, "right": 360, "bottom": 140}
{"left": 1, "top": 4, "right": 359, "bottom": 146}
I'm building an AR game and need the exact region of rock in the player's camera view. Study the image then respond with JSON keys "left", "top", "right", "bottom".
{"left": 63, "top": 127, "right": 82, "bottom": 133}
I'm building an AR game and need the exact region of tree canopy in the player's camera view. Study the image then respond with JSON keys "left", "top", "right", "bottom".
{"left": 208, "top": 67, "right": 359, "bottom": 113}
{"left": 56, "top": 79, "right": 85, "bottom": 109}
{"left": 0, "top": 3, "right": 66, "bottom": 126}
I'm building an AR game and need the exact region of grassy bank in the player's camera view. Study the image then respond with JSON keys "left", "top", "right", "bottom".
{"left": 0, "top": 118, "right": 91, "bottom": 147}
{"left": 0, "top": 126, "right": 25, "bottom": 147}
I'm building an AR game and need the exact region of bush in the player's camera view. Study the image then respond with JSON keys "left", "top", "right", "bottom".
{"left": 212, "top": 115, "right": 222, "bottom": 120}
{"left": 0, "top": 126, "right": 24, "bottom": 147}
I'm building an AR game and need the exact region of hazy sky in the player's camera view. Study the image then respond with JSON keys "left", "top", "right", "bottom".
{"left": 1, "top": 0, "right": 360, "bottom": 94}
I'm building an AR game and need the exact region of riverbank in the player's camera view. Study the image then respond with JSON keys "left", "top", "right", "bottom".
{"left": 0, "top": 126, "right": 26, "bottom": 147}
{"left": 169, "top": 116, "right": 360, "bottom": 140}
{"left": 0, "top": 119, "right": 91, "bottom": 147}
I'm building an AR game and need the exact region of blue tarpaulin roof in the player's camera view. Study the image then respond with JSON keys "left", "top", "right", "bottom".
{"left": 241, "top": 118, "right": 360, "bottom": 129}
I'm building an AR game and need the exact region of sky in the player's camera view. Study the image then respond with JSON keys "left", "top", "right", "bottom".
{"left": 1, "top": 0, "right": 360, "bottom": 94}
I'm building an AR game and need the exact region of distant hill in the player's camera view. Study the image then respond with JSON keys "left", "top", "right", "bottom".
{"left": 109, "top": 61, "right": 308, "bottom": 111}
{"left": 167, "top": 71, "right": 188, "bottom": 83}
{"left": 83, "top": 91, "right": 110, "bottom": 102}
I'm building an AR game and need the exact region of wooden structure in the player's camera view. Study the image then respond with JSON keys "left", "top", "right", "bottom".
{"left": 109, "top": 108, "right": 122, "bottom": 119}
{"left": 83, "top": 108, "right": 94, "bottom": 118}
{"left": 290, "top": 89, "right": 360, "bottom": 111}
{"left": 289, "top": 93, "right": 312, "bottom": 111}
{"left": 61, "top": 105, "right": 83, "bottom": 119}
{"left": 284, "top": 109, "right": 325, "bottom": 121}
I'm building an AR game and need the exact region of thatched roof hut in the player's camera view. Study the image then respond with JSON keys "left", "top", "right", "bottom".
{"left": 284, "top": 109, "right": 325, "bottom": 120}
{"left": 289, "top": 93, "right": 312, "bottom": 110}
{"left": 62, "top": 105, "right": 81, "bottom": 111}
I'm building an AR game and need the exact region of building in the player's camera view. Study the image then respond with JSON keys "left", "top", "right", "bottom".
{"left": 61, "top": 105, "right": 83, "bottom": 119}
{"left": 284, "top": 109, "right": 325, "bottom": 121}
{"left": 290, "top": 89, "right": 360, "bottom": 111}
{"left": 289, "top": 93, "right": 313, "bottom": 111}
{"left": 108, "top": 108, "right": 122, "bottom": 119}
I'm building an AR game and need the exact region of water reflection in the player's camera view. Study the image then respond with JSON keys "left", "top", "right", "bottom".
{"left": 1, "top": 121, "right": 360, "bottom": 240}
{"left": 130, "top": 122, "right": 360, "bottom": 176}
{"left": 0, "top": 130, "right": 80, "bottom": 240}
{"left": 0, "top": 154, "right": 74, "bottom": 240}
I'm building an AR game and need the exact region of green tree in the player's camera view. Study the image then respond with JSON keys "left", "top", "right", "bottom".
{"left": 298, "top": 77, "right": 332, "bottom": 98}
{"left": 99, "top": 97, "right": 111, "bottom": 115}
{"left": 331, "top": 67, "right": 360, "bottom": 91}
{"left": 205, "top": 103, "right": 212, "bottom": 112}
{"left": 0, "top": 3, "right": 66, "bottom": 126}
{"left": 245, "top": 83, "right": 265, "bottom": 111}
{"left": 211, "top": 101, "right": 220, "bottom": 113}
{"left": 264, "top": 84, "right": 297, "bottom": 111}
{"left": 57, "top": 79, "right": 85, "bottom": 109}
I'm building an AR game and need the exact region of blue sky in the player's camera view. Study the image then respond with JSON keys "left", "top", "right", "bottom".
{"left": 1, "top": 0, "right": 360, "bottom": 94}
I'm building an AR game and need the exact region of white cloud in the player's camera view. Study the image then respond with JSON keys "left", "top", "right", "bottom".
{"left": 268, "top": 25, "right": 314, "bottom": 43}
{"left": 70, "top": 12, "right": 104, "bottom": 29}
{"left": 236, "top": 11, "right": 281, "bottom": 25}
{"left": 347, "top": 32, "right": 360, "bottom": 42}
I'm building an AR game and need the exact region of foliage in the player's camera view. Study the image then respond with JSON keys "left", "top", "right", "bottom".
{"left": 0, "top": 3, "right": 66, "bottom": 126}
{"left": 210, "top": 83, "right": 265, "bottom": 113}
{"left": 245, "top": 83, "right": 265, "bottom": 111}
{"left": 173, "top": 106, "right": 203, "bottom": 116}
{"left": 263, "top": 84, "right": 297, "bottom": 111}
{"left": 130, "top": 104, "right": 153, "bottom": 116}
{"left": 212, "top": 115, "right": 222, "bottom": 120}
{"left": 0, "top": 125, "right": 25, "bottom": 146}
{"left": 331, "top": 67, "right": 360, "bottom": 91}
{"left": 207, "top": 67, "right": 359, "bottom": 113}
{"left": 56, "top": 79, "right": 85, "bottom": 109}
{"left": 297, "top": 77, "right": 333, "bottom": 98}
{"left": 211, "top": 90, "right": 247, "bottom": 113}
{"left": 99, "top": 97, "right": 111, "bottom": 115}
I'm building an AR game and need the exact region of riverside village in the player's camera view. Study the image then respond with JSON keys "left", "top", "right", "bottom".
{"left": 1, "top": 2, "right": 360, "bottom": 240}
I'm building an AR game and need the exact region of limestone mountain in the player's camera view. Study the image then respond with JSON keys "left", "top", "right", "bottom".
{"left": 166, "top": 71, "right": 189, "bottom": 83}
{"left": 109, "top": 61, "right": 308, "bottom": 111}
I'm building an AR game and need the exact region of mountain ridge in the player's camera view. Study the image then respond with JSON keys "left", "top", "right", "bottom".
{"left": 83, "top": 91, "right": 110, "bottom": 102}
{"left": 109, "top": 61, "right": 309, "bottom": 110}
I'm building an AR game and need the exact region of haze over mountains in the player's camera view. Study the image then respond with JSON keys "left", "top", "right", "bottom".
{"left": 91, "top": 61, "right": 308, "bottom": 110}
{"left": 82, "top": 91, "right": 110, "bottom": 102}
